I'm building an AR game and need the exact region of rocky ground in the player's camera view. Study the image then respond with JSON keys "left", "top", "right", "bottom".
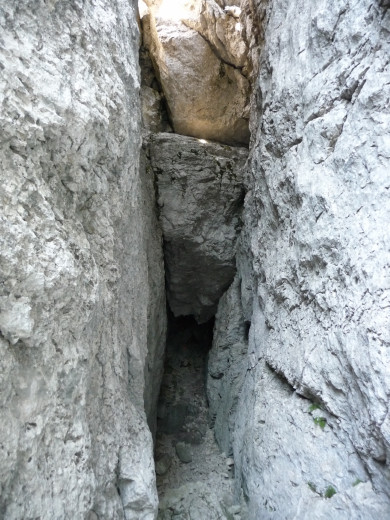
{"left": 155, "top": 316, "right": 247, "bottom": 519}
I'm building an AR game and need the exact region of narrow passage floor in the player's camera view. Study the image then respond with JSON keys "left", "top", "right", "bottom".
{"left": 155, "top": 316, "right": 246, "bottom": 519}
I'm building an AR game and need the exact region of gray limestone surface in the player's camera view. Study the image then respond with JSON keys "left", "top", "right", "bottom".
{"left": 206, "top": 275, "right": 248, "bottom": 456}
{"left": 0, "top": 1, "right": 166, "bottom": 518}
{"left": 206, "top": 0, "right": 390, "bottom": 518}
{"left": 149, "top": 133, "right": 248, "bottom": 322}
{"left": 2, "top": 0, "right": 390, "bottom": 518}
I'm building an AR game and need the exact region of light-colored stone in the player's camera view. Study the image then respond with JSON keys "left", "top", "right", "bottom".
{"left": 2, "top": 0, "right": 390, "bottom": 518}
{"left": 184, "top": 1, "right": 248, "bottom": 70}
{"left": 0, "top": 1, "right": 165, "bottom": 518}
{"left": 141, "top": 86, "right": 163, "bottom": 133}
{"left": 206, "top": 275, "right": 247, "bottom": 455}
{"left": 175, "top": 442, "right": 193, "bottom": 463}
{"left": 141, "top": 0, "right": 250, "bottom": 145}
{"left": 149, "top": 133, "right": 247, "bottom": 322}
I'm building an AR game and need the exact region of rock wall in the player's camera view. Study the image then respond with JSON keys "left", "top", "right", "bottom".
{"left": 0, "top": 1, "right": 166, "bottom": 519}
{"left": 207, "top": 0, "right": 390, "bottom": 518}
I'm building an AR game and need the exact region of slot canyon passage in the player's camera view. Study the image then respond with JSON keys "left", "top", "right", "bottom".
{"left": 1, "top": 0, "right": 390, "bottom": 518}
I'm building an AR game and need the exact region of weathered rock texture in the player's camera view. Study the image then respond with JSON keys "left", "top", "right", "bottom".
{"left": 206, "top": 275, "right": 248, "bottom": 456}
{"left": 2, "top": 0, "right": 390, "bottom": 518}
{"left": 0, "top": 2, "right": 166, "bottom": 519}
{"left": 207, "top": 0, "right": 390, "bottom": 518}
{"left": 141, "top": 0, "right": 251, "bottom": 145}
{"left": 149, "top": 133, "right": 247, "bottom": 322}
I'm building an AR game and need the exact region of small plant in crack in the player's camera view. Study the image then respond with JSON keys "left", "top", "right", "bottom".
{"left": 308, "top": 482, "right": 337, "bottom": 499}
{"left": 324, "top": 485, "right": 337, "bottom": 499}
{"left": 313, "top": 416, "right": 327, "bottom": 429}
{"left": 307, "top": 401, "right": 327, "bottom": 429}
{"left": 353, "top": 478, "right": 363, "bottom": 486}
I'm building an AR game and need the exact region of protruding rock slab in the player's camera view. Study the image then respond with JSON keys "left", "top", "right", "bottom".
{"left": 149, "top": 133, "right": 248, "bottom": 322}
{"left": 206, "top": 275, "right": 248, "bottom": 454}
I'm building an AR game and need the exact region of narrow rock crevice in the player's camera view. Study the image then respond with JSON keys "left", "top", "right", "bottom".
{"left": 138, "top": 2, "right": 253, "bottom": 516}
{"left": 155, "top": 313, "right": 247, "bottom": 518}
{"left": 140, "top": 1, "right": 390, "bottom": 518}
{"left": 2, "top": 0, "right": 390, "bottom": 519}
{"left": 155, "top": 314, "right": 213, "bottom": 467}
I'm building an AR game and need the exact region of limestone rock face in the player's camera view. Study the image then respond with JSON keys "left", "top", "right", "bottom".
{"left": 207, "top": 0, "right": 390, "bottom": 518}
{"left": 139, "top": 46, "right": 172, "bottom": 135}
{"left": 149, "top": 133, "right": 247, "bottom": 322}
{"left": 206, "top": 275, "right": 247, "bottom": 455}
{"left": 141, "top": 86, "right": 164, "bottom": 133}
{"left": 141, "top": 0, "right": 250, "bottom": 145}
{"left": 0, "top": 2, "right": 165, "bottom": 518}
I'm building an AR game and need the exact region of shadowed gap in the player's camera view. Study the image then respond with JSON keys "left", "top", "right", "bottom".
{"left": 154, "top": 311, "right": 214, "bottom": 488}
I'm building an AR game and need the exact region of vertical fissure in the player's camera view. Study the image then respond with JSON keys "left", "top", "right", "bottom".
{"left": 154, "top": 308, "right": 247, "bottom": 517}
{"left": 155, "top": 314, "right": 214, "bottom": 484}
{"left": 137, "top": 1, "right": 256, "bottom": 517}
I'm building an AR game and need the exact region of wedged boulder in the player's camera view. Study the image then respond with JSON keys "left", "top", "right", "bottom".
{"left": 149, "top": 133, "right": 248, "bottom": 322}
{"left": 141, "top": 0, "right": 250, "bottom": 145}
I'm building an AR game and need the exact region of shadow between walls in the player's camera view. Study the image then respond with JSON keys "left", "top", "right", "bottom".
{"left": 154, "top": 312, "right": 215, "bottom": 487}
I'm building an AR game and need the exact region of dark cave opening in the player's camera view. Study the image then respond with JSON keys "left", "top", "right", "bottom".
{"left": 154, "top": 311, "right": 215, "bottom": 488}
{"left": 156, "top": 312, "right": 214, "bottom": 439}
